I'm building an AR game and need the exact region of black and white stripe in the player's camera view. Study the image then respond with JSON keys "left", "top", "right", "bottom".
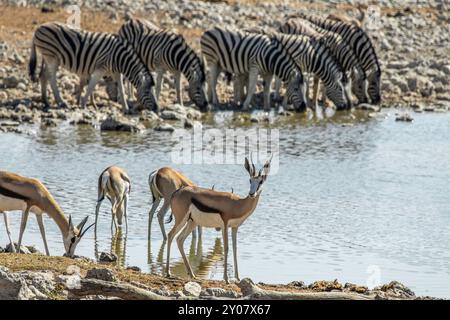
{"left": 201, "top": 27, "right": 307, "bottom": 112}
{"left": 119, "top": 19, "right": 208, "bottom": 112}
{"left": 294, "top": 14, "right": 381, "bottom": 104}
{"left": 252, "top": 29, "right": 351, "bottom": 110}
{"left": 28, "top": 22, "right": 158, "bottom": 112}
{"left": 280, "top": 19, "right": 369, "bottom": 104}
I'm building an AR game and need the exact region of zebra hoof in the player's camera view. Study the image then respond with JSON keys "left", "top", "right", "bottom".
{"left": 59, "top": 102, "right": 69, "bottom": 109}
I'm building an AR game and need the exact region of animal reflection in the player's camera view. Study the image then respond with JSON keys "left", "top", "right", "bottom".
{"left": 148, "top": 236, "right": 223, "bottom": 279}
{"left": 95, "top": 228, "right": 127, "bottom": 267}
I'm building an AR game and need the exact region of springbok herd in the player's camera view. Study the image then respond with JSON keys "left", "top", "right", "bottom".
{"left": 1, "top": 156, "right": 272, "bottom": 283}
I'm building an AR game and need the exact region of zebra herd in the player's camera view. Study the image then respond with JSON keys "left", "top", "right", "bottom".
{"left": 28, "top": 13, "right": 381, "bottom": 115}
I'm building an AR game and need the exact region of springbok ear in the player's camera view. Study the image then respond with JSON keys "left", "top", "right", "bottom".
{"left": 244, "top": 157, "right": 253, "bottom": 176}
{"left": 76, "top": 216, "right": 89, "bottom": 233}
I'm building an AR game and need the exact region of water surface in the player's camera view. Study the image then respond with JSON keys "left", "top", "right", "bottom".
{"left": 1, "top": 109, "right": 449, "bottom": 298}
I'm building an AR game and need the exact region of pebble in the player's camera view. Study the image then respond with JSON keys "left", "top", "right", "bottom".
{"left": 98, "top": 252, "right": 118, "bottom": 263}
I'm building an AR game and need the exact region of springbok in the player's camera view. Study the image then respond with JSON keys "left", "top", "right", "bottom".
{"left": 166, "top": 155, "right": 272, "bottom": 283}
{"left": 95, "top": 166, "right": 131, "bottom": 233}
{"left": 148, "top": 167, "right": 201, "bottom": 240}
{"left": 0, "top": 171, "right": 93, "bottom": 257}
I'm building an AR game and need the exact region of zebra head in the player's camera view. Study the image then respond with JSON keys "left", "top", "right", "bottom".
{"left": 367, "top": 68, "right": 381, "bottom": 105}
{"left": 137, "top": 72, "right": 159, "bottom": 113}
{"left": 188, "top": 67, "right": 209, "bottom": 112}
{"left": 325, "top": 72, "right": 351, "bottom": 110}
{"left": 351, "top": 68, "right": 369, "bottom": 104}
{"left": 285, "top": 70, "right": 307, "bottom": 112}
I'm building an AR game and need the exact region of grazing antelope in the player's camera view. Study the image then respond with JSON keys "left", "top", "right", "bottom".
{"left": 166, "top": 156, "right": 272, "bottom": 283}
{"left": 95, "top": 166, "right": 131, "bottom": 233}
{"left": 0, "top": 171, "right": 93, "bottom": 257}
{"left": 148, "top": 167, "right": 201, "bottom": 240}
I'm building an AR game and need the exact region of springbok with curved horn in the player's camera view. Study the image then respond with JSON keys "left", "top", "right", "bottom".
{"left": 148, "top": 167, "right": 201, "bottom": 240}
{"left": 95, "top": 166, "right": 131, "bottom": 233}
{"left": 166, "top": 155, "right": 272, "bottom": 283}
{"left": 0, "top": 171, "right": 93, "bottom": 257}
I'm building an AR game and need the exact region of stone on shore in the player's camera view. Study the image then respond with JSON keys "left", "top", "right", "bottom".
{"left": 100, "top": 114, "right": 144, "bottom": 133}
{"left": 183, "top": 281, "right": 202, "bottom": 297}
{"left": 98, "top": 252, "right": 118, "bottom": 263}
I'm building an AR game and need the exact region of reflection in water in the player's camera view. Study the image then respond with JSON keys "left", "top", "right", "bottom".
{"left": 148, "top": 235, "right": 223, "bottom": 279}
{"left": 95, "top": 228, "right": 127, "bottom": 267}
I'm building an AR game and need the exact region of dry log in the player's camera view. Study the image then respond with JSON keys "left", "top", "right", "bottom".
{"left": 68, "top": 278, "right": 170, "bottom": 300}
{"left": 238, "top": 278, "right": 372, "bottom": 300}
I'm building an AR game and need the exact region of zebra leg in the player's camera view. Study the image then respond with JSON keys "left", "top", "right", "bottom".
{"left": 47, "top": 62, "right": 68, "bottom": 109}
{"left": 263, "top": 74, "right": 273, "bottom": 111}
{"left": 174, "top": 72, "right": 183, "bottom": 106}
{"left": 113, "top": 73, "right": 128, "bottom": 113}
{"left": 242, "top": 68, "right": 258, "bottom": 110}
{"left": 39, "top": 61, "right": 51, "bottom": 111}
{"left": 312, "top": 76, "right": 320, "bottom": 109}
{"left": 81, "top": 72, "right": 102, "bottom": 109}
{"left": 207, "top": 64, "right": 220, "bottom": 106}
{"left": 76, "top": 77, "right": 85, "bottom": 106}
{"left": 2, "top": 212, "right": 16, "bottom": 253}
{"left": 155, "top": 71, "right": 163, "bottom": 102}
{"left": 36, "top": 214, "right": 50, "bottom": 256}
{"left": 274, "top": 77, "right": 282, "bottom": 103}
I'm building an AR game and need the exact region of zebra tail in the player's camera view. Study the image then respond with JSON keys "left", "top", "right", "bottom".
{"left": 29, "top": 41, "right": 38, "bottom": 82}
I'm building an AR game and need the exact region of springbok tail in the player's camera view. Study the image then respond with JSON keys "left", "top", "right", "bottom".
{"left": 148, "top": 169, "right": 161, "bottom": 203}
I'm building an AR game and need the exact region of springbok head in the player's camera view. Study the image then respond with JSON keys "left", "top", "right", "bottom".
{"left": 63, "top": 215, "right": 95, "bottom": 258}
{"left": 244, "top": 155, "right": 273, "bottom": 198}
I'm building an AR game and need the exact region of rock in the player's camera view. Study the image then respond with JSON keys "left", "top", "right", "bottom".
{"left": 308, "top": 279, "right": 343, "bottom": 292}
{"left": 98, "top": 252, "right": 118, "bottom": 263}
{"left": 344, "top": 283, "right": 369, "bottom": 294}
{"left": 64, "top": 265, "right": 81, "bottom": 276}
{"left": 374, "top": 281, "right": 415, "bottom": 299}
{"left": 100, "top": 115, "right": 144, "bottom": 133}
{"left": 41, "top": 118, "right": 58, "bottom": 127}
{"left": 287, "top": 281, "right": 306, "bottom": 288}
{"left": 160, "top": 110, "right": 186, "bottom": 121}
{"left": 26, "top": 245, "right": 42, "bottom": 254}
{"left": 139, "top": 110, "right": 160, "bottom": 122}
{"left": 126, "top": 266, "right": 141, "bottom": 272}
{"left": 200, "top": 287, "right": 240, "bottom": 299}
{"left": 6, "top": 243, "right": 31, "bottom": 254}
{"left": 356, "top": 103, "right": 381, "bottom": 112}
{"left": 395, "top": 113, "right": 414, "bottom": 122}
{"left": 0, "top": 267, "right": 55, "bottom": 300}
{"left": 154, "top": 124, "right": 175, "bottom": 132}
{"left": 0, "top": 120, "right": 20, "bottom": 127}
{"left": 85, "top": 268, "right": 117, "bottom": 282}
{"left": 3, "top": 76, "right": 20, "bottom": 88}
{"left": 183, "top": 281, "right": 201, "bottom": 297}
{"left": 0, "top": 246, "right": 4, "bottom": 253}
{"left": 0, "top": 91, "right": 8, "bottom": 100}
{"left": 424, "top": 106, "right": 436, "bottom": 112}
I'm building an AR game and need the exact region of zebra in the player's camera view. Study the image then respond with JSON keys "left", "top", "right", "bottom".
{"left": 118, "top": 18, "right": 209, "bottom": 112}
{"left": 246, "top": 28, "right": 351, "bottom": 110}
{"left": 200, "top": 27, "right": 307, "bottom": 112}
{"left": 293, "top": 14, "right": 381, "bottom": 104}
{"left": 28, "top": 22, "right": 158, "bottom": 113}
{"left": 280, "top": 18, "right": 369, "bottom": 104}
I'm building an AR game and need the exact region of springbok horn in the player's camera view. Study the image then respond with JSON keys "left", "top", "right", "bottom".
{"left": 80, "top": 222, "right": 95, "bottom": 238}
{"left": 76, "top": 216, "right": 89, "bottom": 232}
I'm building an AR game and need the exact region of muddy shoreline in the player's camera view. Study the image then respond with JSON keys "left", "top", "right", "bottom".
{"left": 0, "top": 253, "right": 436, "bottom": 300}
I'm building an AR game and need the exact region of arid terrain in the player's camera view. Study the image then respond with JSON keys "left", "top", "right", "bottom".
{"left": 0, "top": 0, "right": 449, "bottom": 133}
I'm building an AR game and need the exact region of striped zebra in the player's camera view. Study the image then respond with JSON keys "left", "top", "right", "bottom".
{"left": 118, "top": 19, "right": 209, "bottom": 112}
{"left": 246, "top": 28, "right": 351, "bottom": 110}
{"left": 280, "top": 19, "right": 369, "bottom": 104}
{"left": 28, "top": 22, "right": 158, "bottom": 113}
{"left": 200, "top": 27, "right": 307, "bottom": 112}
{"left": 294, "top": 14, "right": 381, "bottom": 104}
